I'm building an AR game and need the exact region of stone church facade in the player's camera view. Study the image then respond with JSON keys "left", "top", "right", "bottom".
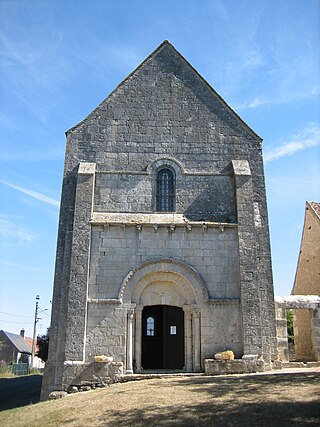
{"left": 42, "top": 41, "right": 278, "bottom": 398}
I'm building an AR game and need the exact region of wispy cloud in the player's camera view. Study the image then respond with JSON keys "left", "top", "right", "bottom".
{"left": 0, "top": 217, "right": 34, "bottom": 243}
{"left": 235, "top": 97, "right": 269, "bottom": 109}
{"left": 310, "top": 85, "right": 320, "bottom": 96}
{"left": 71, "top": 36, "right": 143, "bottom": 87}
{"left": 0, "top": 260, "right": 50, "bottom": 273}
{"left": 207, "top": 3, "right": 319, "bottom": 111}
{"left": 235, "top": 87, "right": 320, "bottom": 110}
{"left": 264, "top": 125, "right": 320, "bottom": 162}
{"left": 0, "top": 30, "right": 70, "bottom": 126}
{"left": 0, "top": 180, "right": 60, "bottom": 207}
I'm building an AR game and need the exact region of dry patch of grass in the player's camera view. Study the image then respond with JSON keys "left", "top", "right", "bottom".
{"left": 0, "top": 372, "right": 16, "bottom": 378}
{"left": 1, "top": 370, "right": 319, "bottom": 426}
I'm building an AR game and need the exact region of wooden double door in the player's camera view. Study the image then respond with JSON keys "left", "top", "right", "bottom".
{"left": 142, "top": 305, "right": 184, "bottom": 370}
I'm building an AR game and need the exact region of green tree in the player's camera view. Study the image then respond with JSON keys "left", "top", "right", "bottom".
{"left": 37, "top": 329, "right": 50, "bottom": 362}
{"left": 286, "top": 309, "right": 294, "bottom": 343}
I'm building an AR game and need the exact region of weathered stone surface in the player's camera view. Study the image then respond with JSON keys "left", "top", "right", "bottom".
{"left": 204, "top": 357, "right": 264, "bottom": 375}
{"left": 42, "top": 41, "right": 277, "bottom": 399}
{"left": 62, "top": 361, "right": 123, "bottom": 389}
{"left": 291, "top": 202, "right": 320, "bottom": 360}
{"left": 275, "top": 297, "right": 320, "bottom": 363}
{"left": 275, "top": 295, "right": 320, "bottom": 309}
{"left": 48, "top": 391, "right": 68, "bottom": 399}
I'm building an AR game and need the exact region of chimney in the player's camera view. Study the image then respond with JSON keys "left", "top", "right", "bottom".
{"left": 20, "top": 329, "right": 25, "bottom": 338}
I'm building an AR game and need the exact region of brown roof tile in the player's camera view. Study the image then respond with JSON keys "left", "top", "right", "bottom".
{"left": 24, "top": 337, "right": 39, "bottom": 352}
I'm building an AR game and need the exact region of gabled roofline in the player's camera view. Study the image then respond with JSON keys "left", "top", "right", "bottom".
{"left": 66, "top": 40, "right": 170, "bottom": 134}
{"left": 0, "top": 330, "right": 32, "bottom": 354}
{"left": 291, "top": 200, "right": 320, "bottom": 294}
{"left": 66, "top": 40, "right": 262, "bottom": 141}
{"left": 163, "top": 41, "right": 262, "bottom": 141}
{"left": 308, "top": 201, "right": 320, "bottom": 220}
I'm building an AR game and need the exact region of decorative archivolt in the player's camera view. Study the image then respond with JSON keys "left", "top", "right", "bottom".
{"left": 146, "top": 157, "right": 184, "bottom": 177}
{"left": 118, "top": 258, "right": 208, "bottom": 305}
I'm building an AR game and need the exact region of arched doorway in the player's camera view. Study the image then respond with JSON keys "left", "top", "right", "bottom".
{"left": 119, "top": 258, "right": 208, "bottom": 373}
{"left": 142, "top": 305, "right": 184, "bottom": 369}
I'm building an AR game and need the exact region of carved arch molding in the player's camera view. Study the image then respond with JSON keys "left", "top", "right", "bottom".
{"left": 120, "top": 258, "right": 207, "bottom": 373}
{"left": 119, "top": 258, "right": 208, "bottom": 306}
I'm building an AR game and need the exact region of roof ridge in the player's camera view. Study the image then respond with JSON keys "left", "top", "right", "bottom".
{"left": 67, "top": 40, "right": 261, "bottom": 141}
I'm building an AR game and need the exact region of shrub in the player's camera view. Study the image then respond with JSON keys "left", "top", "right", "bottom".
{"left": 0, "top": 361, "right": 13, "bottom": 376}
{"left": 29, "top": 367, "right": 41, "bottom": 375}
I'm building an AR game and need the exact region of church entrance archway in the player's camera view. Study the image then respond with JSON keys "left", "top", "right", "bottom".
{"left": 120, "top": 259, "right": 208, "bottom": 373}
{"left": 142, "top": 305, "right": 184, "bottom": 370}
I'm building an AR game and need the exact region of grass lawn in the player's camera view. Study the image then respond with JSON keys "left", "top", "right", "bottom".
{"left": 0, "top": 369, "right": 319, "bottom": 426}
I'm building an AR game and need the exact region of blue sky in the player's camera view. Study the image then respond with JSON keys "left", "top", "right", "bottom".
{"left": 0, "top": 0, "right": 319, "bottom": 338}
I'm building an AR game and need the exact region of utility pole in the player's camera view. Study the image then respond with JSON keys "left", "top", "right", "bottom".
{"left": 31, "top": 295, "right": 40, "bottom": 369}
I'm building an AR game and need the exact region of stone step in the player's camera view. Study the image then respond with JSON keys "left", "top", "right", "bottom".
{"left": 281, "top": 361, "right": 320, "bottom": 368}
{"left": 119, "top": 372, "right": 205, "bottom": 382}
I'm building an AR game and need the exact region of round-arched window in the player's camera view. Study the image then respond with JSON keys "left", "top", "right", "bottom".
{"left": 156, "top": 168, "right": 175, "bottom": 212}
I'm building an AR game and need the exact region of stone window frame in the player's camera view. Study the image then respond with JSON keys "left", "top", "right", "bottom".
{"left": 147, "top": 158, "right": 183, "bottom": 213}
{"left": 156, "top": 167, "right": 176, "bottom": 212}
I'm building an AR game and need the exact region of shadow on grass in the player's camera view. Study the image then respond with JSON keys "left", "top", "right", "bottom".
{"left": 0, "top": 375, "right": 42, "bottom": 411}
{"left": 169, "top": 371, "right": 320, "bottom": 397}
{"left": 101, "top": 372, "right": 320, "bottom": 427}
{"left": 103, "top": 401, "right": 319, "bottom": 427}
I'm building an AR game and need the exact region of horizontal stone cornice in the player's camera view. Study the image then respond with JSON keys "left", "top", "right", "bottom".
{"left": 275, "top": 295, "right": 320, "bottom": 309}
{"left": 87, "top": 298, "right": 121, "bottom": 305}
{"left": 207, "top": 298, "right": 240, "bottom": 305}
{"left": 95, "top": 170, "right": 229, "bottom": 177}
{"left": 90, "top": 212, "right": 237, "bottom": 227}
{"left": 87, "top": 297, "right": 240, "bottom": 306}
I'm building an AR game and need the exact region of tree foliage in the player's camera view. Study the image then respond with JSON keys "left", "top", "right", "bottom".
{"left": 286, "top": 309, "right": 294, "bottom": 343}
{"left": 37, "top": 329, "right": 50, "bottom": 362}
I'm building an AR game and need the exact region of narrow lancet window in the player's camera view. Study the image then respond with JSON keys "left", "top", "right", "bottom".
{"left": 156, "top": 168, "right": 175, "bottom": 212}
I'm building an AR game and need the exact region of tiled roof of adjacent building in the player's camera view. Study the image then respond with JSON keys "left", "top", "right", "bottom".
{"left": 309, "top": 201, "right": 320, "bottom": 219}
{"left": 0, "top": 330, "right": 32, "bottom": 354}
{"left": 24, "top": 336, "right": 39, "bottom": 352}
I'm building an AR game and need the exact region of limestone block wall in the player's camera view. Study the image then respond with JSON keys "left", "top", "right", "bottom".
{"left": 85, "top": 303, "right": 127, "bottom": 364}
{"left": 311, "top": 308, "right": 320, "bottom": 361}
{"left": 275, "top": 302, "right": 289, "bottom": 362}
{"left": 292, "top": 202, "right": 320, "bottom": 360}
{"left": 94, "top": 173, "right": 236, "bottom": 223}
{"left": 88, "top": 224, "right": 240, "bottom": 301}
{"left": 293, "top": 309, "right": 314, "bottom": 361}
{"left": 56, "top": 40, "right": 276, "bottom": 365}
{"left": 201, "top": 303, "right": 243, "bottom": 359}
{"left": 292, "top": 203, "right": 320, "bottom": 296}
{"left": 42, "top": 41, "right": 277, "bottom": 398}
{"left": 86, "top": 223, "right": 242, "bottom": 366}
{"left": 275, "top": 296, "right": 320, "bottom": 362}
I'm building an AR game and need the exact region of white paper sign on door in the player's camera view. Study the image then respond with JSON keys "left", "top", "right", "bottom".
{"left": 170, "top": 326, "right": 177, "bottom": 335}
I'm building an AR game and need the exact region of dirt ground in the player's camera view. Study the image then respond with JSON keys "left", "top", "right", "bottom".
{"left": 0, "top": 368, "right": 319, "bottom": 426}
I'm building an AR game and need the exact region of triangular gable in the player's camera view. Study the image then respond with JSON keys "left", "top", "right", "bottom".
{"left": 67, "top": 40, "right": 261, "bottom": 141}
